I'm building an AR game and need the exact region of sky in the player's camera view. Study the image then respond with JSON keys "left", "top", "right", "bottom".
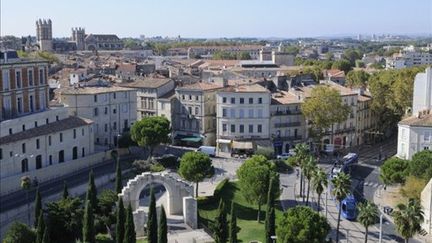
{"left": 1, "top": 0, "right": 431, "bottom": 38}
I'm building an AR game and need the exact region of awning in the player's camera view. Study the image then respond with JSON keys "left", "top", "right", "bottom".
{"left": 232, "top": 141, "right": 254, "bottom": 150}
{"left": 217, "top": 139, "right": 231, "bottom": 144}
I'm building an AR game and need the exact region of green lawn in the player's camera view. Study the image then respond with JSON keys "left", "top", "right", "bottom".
{"left": 198, "top": 181, "right": 284, "bottom": 242}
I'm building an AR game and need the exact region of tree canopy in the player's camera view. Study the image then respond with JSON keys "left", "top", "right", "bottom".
{"left": 346, "top": 70, "right": 370, "bottom": 88}
{"left": 3, "top": 222, "right": 36, "bottom": 243}
{"left": 380, "top": 157, "right": 409, "bottom": 185}
{"left": 179, "top": 151, "right": 213, "bottom": 197}
{"left": 409, "top": 150, "right": 432, "bottom": 181}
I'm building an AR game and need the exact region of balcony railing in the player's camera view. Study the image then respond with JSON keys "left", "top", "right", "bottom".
{"left": 271, "top": 110, "right": 302, "bottom": 116}
{"left": 274, "top": 122, "right": 301, "bottom": 128}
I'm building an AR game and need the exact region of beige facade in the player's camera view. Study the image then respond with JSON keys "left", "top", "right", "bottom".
{"left": 59, "top": 86, "right": 137, "bottom": 147}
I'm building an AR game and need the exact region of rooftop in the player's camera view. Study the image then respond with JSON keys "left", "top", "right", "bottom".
{"left": 0, "top": 116, "right": 93, "bottom": 145}
{"left": 220, "top": 83, "right": 269, "bottom": 93}
{"left": 59, "top": 86, "right": 135, "bottom": 95}
{"left": 176, "top": 82, "right": 223, "bottom": 92}
{"left": 399, "top": 111, "right": 432, "bottom": 127}
{"left": 119, "top": 78, "right": 173, "bottom": 89}
{"left": 271, "top": 91, "right": 302, "bottom": 104}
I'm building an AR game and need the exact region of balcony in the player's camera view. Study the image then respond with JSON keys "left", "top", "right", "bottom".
{"left": 271, "top": 110, "right": 302, "bottom": 116}
{"left": 274, "top": 122, "right": 301, "bottom": 128}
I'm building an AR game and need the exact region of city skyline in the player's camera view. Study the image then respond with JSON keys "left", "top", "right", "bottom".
{"left": 1, "top": 0, "right": 431, "bottom": 38}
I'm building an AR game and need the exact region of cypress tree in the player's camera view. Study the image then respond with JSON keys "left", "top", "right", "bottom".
{"left": 82, "top": 200, "right": 95, "bottom": 243}
{"left": 35, "top": 212, "right": 45, "bottom": 243}
{"left": 228, "top": 201, "right": 237, "bottom": 243}
{"left": 42, "top": 223, "right": 50, "bottom": 243}
{"left": 123, "top": 203, "right": 136, "bottom": 243}
{"left": 116, "top": 198, "right": 126, "bottom": 243}
{"left": 115, "top": 159, "right": 123, "bottom": 194}
{"left": 265, "top": 177, "right": 276, "bottom": 243}
{"left": 158, "top": 205, "right": 167, "bottom": 243}
{"left": 147, "top": 187, "right": 158, "bottom": 243}
{"left": 213, "top": 199, "right": 228, "bottom": 243}
{"left": 34, "top": 188, "right": 42, "bottom": 228}
{"left": 86, "top": 170, "right": 98, "bottom": 212}
{"left": 62, "top": 181, "right": 69, "bottom": 199}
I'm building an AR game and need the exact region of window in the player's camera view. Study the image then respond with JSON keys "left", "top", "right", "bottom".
{"left": 230, "top": 109, "right": 235, "bottom": 118}
{"left": 21, "top": 159, "right": 28, "bottom": 172}
{"left": 29, "top": 95, "right": 34, "bottom": 112}
{"left": 189, "top": 95, "right": 192, "bottom": 100}
{"left": 22, "top": 124, "right": 25, "bottom": 131}
{"left": 182, "top": 95, "right": 185, "bottom": 100}
{"left": 0, "top": 148, "right": 2, "bottom": 160}
{"left": 36, "top": 139, "right": 40, "bottom": 149}
{"left": 113, "top": 93, "right": 116, "bottom": 99}
{"left": 239, "top": 125, "right": 244, "bottom": 133}
{"left": 56, "top": 115, "right": 59, "bottom": 121}
{"left": 94, "top": 95, "right": 98, "bottom": 102}
{"left": 113, "top": 122, "right": 117, "bottom": 130}
{"left": 124, "top": 119, "right": 129, "bottom": 131}
{"left": 222, "top": 124, "right": 227, "bottom": 132}
{"left": 82, "top": 148, "right": 85, "bottom": 157}
{"left": 240, "top": 98, "right": 244, "bottom": 104}
{"left": 60, "top": 133, "right": 63, "bottom": 142}
{"left": 222, "top": 97, "right": 227, "bottom": 103}
{"left": 231, "top": 124, "right": 235, "bottom": 133}
{"left": 49, "top": 155, "right": 52, "bottom": 165}
{"left": 28, "top": 70, "right": 33, "bottom": 86}
{"left": 104, "top": 107, "right": 108, "bottom": 114}
{"left": 22, "top": 143, "right": 26, "bottom": 153}
{"left": 195, "top": 95, "right": 199, "bottom": 101}
{"left": 46, "top": 118, "right": 49, "bottom": 124}
{"left": 222, "top": 108, "right": 227, "bottom": 117}
{"left": 231, "top": 97, "right": 235, "bottom": 104}
{"left": 258, "top": 124, "right": 262, "bottom": 133}
{"left": 72, "top": 147, "right": 78, "bottom": 160}
{"left": 59, "top": 150, "right": 64, "bottom": 163}
{"left": 249, "top": 98, "right": 253, "bottom": 104}
{"left": 39, "top": 69, "right": 44, "bottom": 84}
{"left": 113, "top": 108, "right": 117, "bottom": 114}
{"left": 188, "top": 107, "right": 192, "bottom": 114}
{"left": 48, "top": 136, "right": 51, "bottom": 146}
{"left": 17, "top": 97, "right": 23, "bottom": 113}
{"left": 248, "top": 109, "right": 254, "bottom": 118}
{"left": 9, "top": 128, "right": 12, "bottom": 135}
{"left": 34, "top": 121, "right": 38, "bottom": 127}
{"left": 249, "top": 124, "right": 253, "bottom": 133}
{"left": 2, "top": 70, "right": 10, "bottom": 90}
{"left": 195, "top": 107, "right": 199, "bottom": 115}
{"left": 424, "top": 131, "right": 431, "bottom": 142}
{"left": 239, "top": 109, "right": 244, "bottom": 118}
{"left": 36, "top": 155, "right": 42, "bottom": 169}
{"left": 258, "top": 98, "right": 262, "bottom": 104}
{"left": 257, "top": 109, "right": 263, "bottom": 118}
{"left": 82, "top": 128, "right": 85, "bottom": 136}
{"left": 16, "top": 70, "right": 22, "bottom": 88}
{"left": 105, "top": 124, "right": 108, "bottom": 132}
{"left": 122, "top": 104, "right": 128, "bottom": 113}
{"left": 94, "top": 108, "right": 99, "bottom": 116}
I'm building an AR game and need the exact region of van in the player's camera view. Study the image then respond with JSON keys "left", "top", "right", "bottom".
{"left": 196, "top": 146, "right": 216, "bottom": 157}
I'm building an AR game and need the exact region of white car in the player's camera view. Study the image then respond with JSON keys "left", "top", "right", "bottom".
{"left": 277, "top": 153, "right": 293, "bottom": 160}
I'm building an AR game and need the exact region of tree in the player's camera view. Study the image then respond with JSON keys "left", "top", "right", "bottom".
{"left": 301, "top": 85, "right": 350, "bottom": 146}
{"left": 312, "top": 168, "right": 328, "bottom": 212}
{"left": 158, "top": 206, "right": 168, "bottom": 243}
{"left": 212, "top": 199, "right": 228, "bottom": 243}
{"left": 409, "top": 150, "right": 432, "bottom": 181}
{"left": 237, "top": 51, "right": 251, "bottom": 60}
{"left": 265, "top": 177, "right": 276, "bottom": 243}
{"left": 331, "top": 172, "right": 351, "bottom": 243}
{"left": 86, "top": 170, "right": 98, "bottom": 212}
{"left": 116, "top": 198, "right": 126, "bottom": 243}
{"left": 3, "top": 222, "right": 36, "bottom": 243}
{"left": 358, "top": 201, "right": 379, "bottom": 243}
{"left": 346, "top": 70, "right": 370, "bottom": 88}
{"left": 147, "top": 188, "right": 158, "bottom": 243}
{"left": 35, "top": 212, "right": 45, "bottom": 243}
{"left": 292, "top": 143, "right": 310, "bottom": 199}
{"left": 401, "top": 176, "right": 427, "bottom": 200}
{"left": 179, "top": 151, "right": 213, "bottom": 197}
{"left": 277, "top": 206, "right": 330, "bottom": 243}
{"left": 123, "top": 203, "right": 136, "bottom": 243}
{"left": 392, "top": 199, "right": 424, "bottom": 243}
{"left": 21, "top": 175, "right": 32, "bottom": 225}
{"left": 82, "top": 200, "right": 95, "bottom": 243}
{"left": 34, "top": 188, "right": 42, "bottom": 228}
{"left": 130, "top": 116, "right": 170, "bottom": 159}
{"left": 342, "top": 48, "right": 363, "bottom": 66}
{"left": 331, "top": 59, "right": 352, "bottom": 73}
{"left": 62, "top": 181, "right": 69, "bottom": 199}
{"left": 46, "top": 197, "right": 83, "bottom": 242}
{"left": 236, "top": 155, "right": 279, "bottom": 222}
{"left": 115, "top": 158, "right": 123, "bottom": 194}
{"left": 380, "top": 157, "right": 409, "bottom": 185}
{"left": 283, "top": 45, "right": 300, "bottom": 55}
{"left": 303, "top": 156, "right": 317, "bottom": 205}
{"left": 98, "top": 189, "right": 118, "bottom": 226}
{"left": 228, "top": 202, "right": 237, "bottom": 243}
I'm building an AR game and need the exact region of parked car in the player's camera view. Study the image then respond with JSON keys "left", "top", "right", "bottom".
{"left": 276, "top": 152, "right": 294, "bottom": 160}
{"left": 196, "top": 146, "right": 216, "bottom": 157}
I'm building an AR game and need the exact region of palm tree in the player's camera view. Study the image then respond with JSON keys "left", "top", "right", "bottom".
{"left": 392, "top": 199, "right": 424, "bottom": 243}
{"left": 293, "top": 143, "right": 310, "bottom": 199}
{"left": 302, "top": 156, "right": 317, "bottom": 206}
{"left": 21, "top": 176, "right": 32, "bottom": 225}
{"left": 358, "top": 201, "right": 379, "bottom": 243}
{"left": 331, "top": 172, "right": 351, "bottom": 243}
{"left": 312, "top": 168, "right": 328, "bottom": 212}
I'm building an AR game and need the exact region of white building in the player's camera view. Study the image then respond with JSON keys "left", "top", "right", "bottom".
{"left": 421, "top": 179, "right": 432, "bottom": 235}
{"left": 397, "top": 67, "right": 432, "bottom": 160}
{"left": 216, "top": 84, "right": 271, "bottom": 154}
{"left": 58, "top": 86, "right": 137, "bottom": 147}
{"left": 69, "top": 68, "right": 88, "bottom": 85}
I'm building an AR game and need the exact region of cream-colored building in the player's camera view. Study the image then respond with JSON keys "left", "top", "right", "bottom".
{"left": 421, "top": 178, "right": 432, "bottom": 235}
{"left": 58, "top": 86, "right": 137, "bottom": 147}
{"left": 216, "top": 84, "right": 271, "bottom": 153}
{"left": 119, "top": 77, "right": 175, "bottom": 119}
{"left": 173, "top": 82, "right": 223, "bottom": 146}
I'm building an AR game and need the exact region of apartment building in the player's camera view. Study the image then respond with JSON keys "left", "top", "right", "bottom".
{"left": 216, "top": 84, "right": 271, "bottom": 154}
{"left": 119, "top": 77, "right": 175, "bottom": 119}
{"left": 58, "top": 86, "right": 137, "bottom": 147}
{"left": 173, "top": 82, "right": 223, "bottom": 146}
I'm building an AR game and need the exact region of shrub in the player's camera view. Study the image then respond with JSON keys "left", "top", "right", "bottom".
{"left": 132, "top": 159, "right": 151, "bottom": 173}
{"left": 214, "top": 178, "right": 229, "bottom": 198}
{"left": 273, "top": 159, "right": 294, "bottom": 173}
{"left": 400, "top": 176, "right": 427, "bottom": 200}
{"left": 380, "top": 157, "right": 409, "bottom": 185}
{"left": 3, "top": 222, "right": 36, "bottom": 243}
{"left": 150, "top": 163, "right": 165, "bottom": 172}
{"left": 156, "top": 155, "right": 179, "bottom": 169}
{"left": 409, "top": 150, "right": 432, "bottom": 181}
{"left": 255, "top": 147, "right": 274, "bottom": 160}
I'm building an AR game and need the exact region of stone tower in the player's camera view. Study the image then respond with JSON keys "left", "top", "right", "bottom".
{"left": 72, "top": 27, "right": 85, "bottom": 51}
{"left": 36, "top": 19, "right": 52, "bottom": 51}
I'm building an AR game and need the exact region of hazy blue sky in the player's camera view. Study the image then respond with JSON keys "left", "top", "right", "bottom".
{"left": 1, "top": 0, "right": 431, "bottom": 38}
